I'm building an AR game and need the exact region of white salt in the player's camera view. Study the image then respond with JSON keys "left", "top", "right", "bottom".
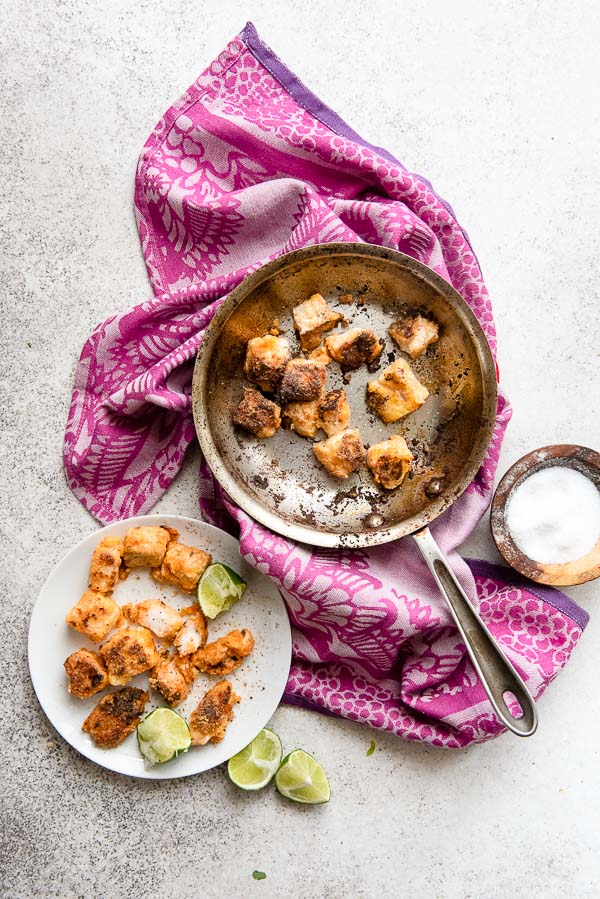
{"left": 506, "top": 466, "right": 600, "bottom": 565}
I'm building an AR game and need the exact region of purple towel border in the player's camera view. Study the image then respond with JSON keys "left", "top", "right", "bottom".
{"left": 240, "top": 21, "right": 471, "bottom": 248}
{"left": 466, "top": 557, "right": 590, "bottom": 630}
{"left": 281, "top": 559, "right": 589, "bottom": 715}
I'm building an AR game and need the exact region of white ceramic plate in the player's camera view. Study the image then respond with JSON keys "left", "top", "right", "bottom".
{"left": 29, "top": 515, "right": 292, "bottom": 779}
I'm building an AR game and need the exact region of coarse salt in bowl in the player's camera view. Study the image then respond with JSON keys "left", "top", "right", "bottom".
{"left": 491, "top": 445, "right": 600, "bottom": 586}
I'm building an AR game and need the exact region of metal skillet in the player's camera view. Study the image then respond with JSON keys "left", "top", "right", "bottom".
{"left": 192, "top": 243, "right": 537, "bottom": 738}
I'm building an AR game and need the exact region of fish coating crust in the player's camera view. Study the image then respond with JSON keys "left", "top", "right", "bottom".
{"left": 279, "top": 358, "right": 327, "bottom": 404}
{"left": 66, "top": 590, "right": 123, "bottom": 643}
{"left": 189, "top": 680, "right": 240, "bottom": 745}
{"left": 233, "top": 387, "right": 281, "bottom": 438}
{"left": 244, "top": 335, "right": 290, "bottom": 393}
{"left": 191, "top": 629, "right": 254, "bottom": 676}
{"left": 123, "top": 526, "right": 177, "bottom": 569}
{"left": 292, "top": 293, "right": 342, "bottom": 351}
{"left": 64, "top": 648, "right": 109, "bottom": 699}
{"left": 99, "top": 626, "right": 159, "bottom": 685}
{"left": 82, "top": 687, "right": 148, "bottom": 748}
{"left": 367, "top": 435, "right": 414, "bottom": 489}
{"left": 313, "top": 429, "right": 367, "bottom": 478}
{"left": 325, "top": 328, "right": 383, "bottom": 370}
{"left": 88, "top": 537, "right": 125, "bottom": 593}
{"left": 389, "top": 315, "right": 439, "bottom": 359}
{"left": 367, "top": 359, "right": 429, "bottom": 423}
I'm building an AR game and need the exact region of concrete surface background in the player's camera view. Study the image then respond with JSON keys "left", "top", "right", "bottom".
{"left": 1, "top": 2, "right": 599, "bottom": 897}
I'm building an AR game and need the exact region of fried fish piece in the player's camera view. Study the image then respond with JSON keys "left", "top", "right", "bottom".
{"left": 173, "top": 609, "right": 208, "bottom": 656}
{"left": 64, "top": 648, "right": 109, "bottom": 699}
{"left": 308, "top": 344, "right": 332, "bottom": 365}
{"left": 152, "top": 542, "right": 212, "bottom": 593}
{"left": 191, "top": 628, "right": 254, "bottom": 676}
{"left": 82, "top": 686, "right": 148, "bottom": 749}
{"left": 66, "top": 589, "right": 123, "bottom": 643}
{"left": 283, "top": 397, "right": 322, "bottom": 438}
{"left": 312, "top": 428, "right": 366, "bottom": 479}
{"left": 149, "top": 653, "right": 196, "bottom": 707}
{"left": 244, "top": 334, "right": 290, "bottom": 393}
{"left": 122, "top": 600, "right": 184, "bottom": 642}
{"left": 89, "top": 537, "right": 125, "bottom": 593}
{"left": 293, "top": 293, "right": 342, "bottom": 351}
{"left": 233, "top": 387, "right": 281, "bottom": 438}
{"left": 279, "top": 358, "right": 327, "bottom": 404}
{"left": 189, "top": 680, "right": 240, "bottom": 745}
{"left": 325, "top": 328, "right": 383, "bottom": 370}
{"left": 367, "top": 358, "right": 429, "bottom": 423}
{"left": 123, "top": 525, "right": 176, "bottom": 569}
{"left": 389, "top": 314, "right": 439, "bottom": 358}
{"left": 99, "top": 626, "right": 159, "bottom": 685}
{"left": 318, "top": 389, "right": 351, "bottom": 437}
{"left": 367, "top": 435, "right": 414, "bottom": 490}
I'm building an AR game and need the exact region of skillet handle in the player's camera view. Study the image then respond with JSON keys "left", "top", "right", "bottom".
{"left": 413, "top": 527, "right": 538, "bottom": 738}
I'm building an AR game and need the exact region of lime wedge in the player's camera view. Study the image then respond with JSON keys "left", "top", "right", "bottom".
{"left": 197, "top": 563, "right": 247, "bottom": 619}
{"left": 137, "top": 708, "right": 191, "bottom": 765}
{"left": 227, "top": 728, "right": 283, "bottom": 790}
{"left": 274, "top": 749, "right": 331, "bottom": 804}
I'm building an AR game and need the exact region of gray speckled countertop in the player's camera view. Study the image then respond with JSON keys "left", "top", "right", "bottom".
{"left": 2, "top": 3, "right": 600, "bottom": 897}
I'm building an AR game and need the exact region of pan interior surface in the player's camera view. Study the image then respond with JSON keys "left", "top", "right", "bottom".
{"left": 193, "top": 246, "right": 497, "bottom": 547}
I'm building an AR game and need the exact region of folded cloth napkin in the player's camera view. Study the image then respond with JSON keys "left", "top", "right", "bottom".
{"left": 64, "top": 22, "right": 588, "bottom": 747}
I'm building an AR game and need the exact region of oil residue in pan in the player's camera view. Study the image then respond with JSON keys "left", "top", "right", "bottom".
{"left": 199, "top": 248, "right": 494, "bottom": 544}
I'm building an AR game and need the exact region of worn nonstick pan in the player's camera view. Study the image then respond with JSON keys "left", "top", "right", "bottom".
{"left": 192, "top": 243, "right": 537, "bottom": 737}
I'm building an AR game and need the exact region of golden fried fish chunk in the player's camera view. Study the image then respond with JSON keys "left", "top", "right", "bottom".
{"left": 325, "top": 328, "right": 383, "bottom": 370}
{"left": 149, "top": 653, "right": 196, "bottom": 707}
{"left": 82, "top": 686, "right": 148, "bottom": 749}
{"left": 280, "top": 358, "right": 327, "bottom": 404}
{"left": 189, "top": 680, "right": 240, "bottom": 745}
{"left": 191, "top": 628, "right": 255, "bottom": 676}
{"left": 389, "top": 314, "right": 439, "bottom": 359}
{"left": 174, "top": 609, "right": 208, "bottom": 656}
{"left": 233, "top": 387, "right": 281, "bottom": 438}
{"left": 64, "top": 648, "right": 109, "bottom": 699}
{"left": 367, "top": 358, "right": 429, "bottom": 423}
{"left": 66, "top": 589, "right": 123, "bottom": 643}
{"left": 308, "top": 344, "right": 332, "bottom": 365}
{"left": 244, "top": 334, "right": 290, "bottom": 393}
{"left": 367, "top": 435, "right": 414, "bottom": 490}
{"left": 293, "top": 293, "right": 342, "bottom": 351}
{"left": 312, "top": 428, "right": 366, "bottom": 479}
{"left": 152, "top": 542, "right": 212, "bottom": 593}
{"left": 122, "top": 600, "right": 184, "bottom": 641}
{"left": 89, "top": 537, "right": 125, "bottom": 593}
{"left": 283, "top": 397, "right": 321, "bottom": 438}
{"left": 123, "top": 525, "right": 176, "bottom": 569}
{"left": 99, "top": 626, "right": 159, "bottom": 686}
{"left": 318, "top": 389, "right": 351, "bottom": 437}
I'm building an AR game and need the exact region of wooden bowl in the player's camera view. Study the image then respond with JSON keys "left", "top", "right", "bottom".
{"left": 491, "top": 444, "right": 600, "bottom": 586}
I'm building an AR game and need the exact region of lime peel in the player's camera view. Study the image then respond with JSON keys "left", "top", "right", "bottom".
{"left": 197, "top": 562, "right": 247, "bottom": 619}
{"left": 137, "top": 708, "right": 191, "bottom": 765}
{"left": 228, "top": 728, "right": 282, "bottom": 790}
{"left": 274, "top": 749, "right": 331, "bottom": 804}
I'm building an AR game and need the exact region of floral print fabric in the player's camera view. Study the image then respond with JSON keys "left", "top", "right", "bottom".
{"left": 64, "top": 24, "right": 588, "bottom": 746}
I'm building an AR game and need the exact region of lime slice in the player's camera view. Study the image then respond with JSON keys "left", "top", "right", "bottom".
{"left": 197, "top": 563, "right": 247, "bottom": 619}
{"left": 227, "top": 728, "right": 283, "bottom": 790}
{"left": 137, "top": 708, "right": 191, "bottom": 765}
{"left": 274, "top": 749, "right": 331, "bottom": 804}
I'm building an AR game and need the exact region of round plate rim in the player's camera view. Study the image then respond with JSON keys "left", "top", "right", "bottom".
{"left": 28, "top": 514, "right": 292, "bottom": 779}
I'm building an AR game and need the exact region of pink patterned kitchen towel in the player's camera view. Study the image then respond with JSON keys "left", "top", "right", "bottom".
{"left": 64, "top": 23, "right": 588, "bottom": 747}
